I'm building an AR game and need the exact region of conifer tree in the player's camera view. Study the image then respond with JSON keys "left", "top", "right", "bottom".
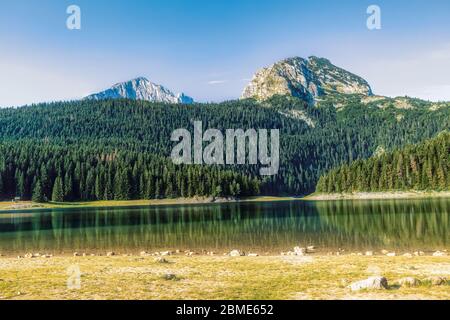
{"left": 32, "top": 179, "right": 45, "bottom": 203}
{"left": 51, "top": 177, "right": 64, "bottom": 202}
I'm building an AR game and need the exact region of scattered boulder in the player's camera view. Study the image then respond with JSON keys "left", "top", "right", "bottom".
{"left": 140, "top": 251, "right": 150, "bottom": 257}
{"left": 397, "top": 277, "right": 421, "bottom": 287}
{"left": 424, "top": 276, "right": 447, "bottom": 286}
{"left": 247, "top": 253, "right": 259, "bottom": 257}
{"left": 351, "top": 252, "right": 363, "bottom": 256}
{"left": 73, "top": 252, "right": 80, "bottom": 257}
{"left": 160, "top": 251, "right": 171, "bottom": 256}
{"left": 155, "top": 257, "right": 169, "bottom": 264}
{"left": 414, "top": 251, "right": 425, "bottom": 256}
{"left": 386, "top": 252, "right": 396, "bottom": 257}
{"left": 403, "top": 253, "right": 413, "bottom": 258}
{"left": 106, "top": 252, "right": 115, "bottom": 257}
{"left": 229, "top": 250, "right": 244, "bottom": 257}
{"left": 348, "top": 276, "right": 389, "bottom": 291}
{"left": 306, "top": 246, "right": 316, "bottom": 253}
{"left": 294, "top": 247, "right": 306, "bottom": 256}
{"left": 432, "top": 251, "right": 448, "bottom": 257}
{"left": 24, "top": 253, "right": 34, "bottom": 259}
{"left": 381, "top": 250, "right": 389, "bottom": 255}
{"left": 163, "top": 273, "right": 178, "bottom": 281}
{"left": 365, "top": 251, "right": 374, "bottom": 256}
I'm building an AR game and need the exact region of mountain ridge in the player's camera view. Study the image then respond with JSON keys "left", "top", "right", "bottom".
{"left": 85, "top": 77, "right": 194, "bottom": 104}
{"left": 241, "top": 56, "right": 373, "bottom": 104}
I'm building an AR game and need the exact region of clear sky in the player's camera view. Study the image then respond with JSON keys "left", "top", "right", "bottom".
{"left": 1, "top": 0, "right": 450, "bottom": 107}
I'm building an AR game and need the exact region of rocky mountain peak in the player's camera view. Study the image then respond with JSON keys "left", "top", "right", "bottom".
{"left": 241, "top": 56, "right": 372, "bottom": 103}
{"left": 85, "top": 77, "right": 194, "bottom": 104}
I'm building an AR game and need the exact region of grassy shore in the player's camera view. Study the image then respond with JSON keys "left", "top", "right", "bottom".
{"left": 0, "top": 196, "right": 299, "bottom": 212}
{"left": 1, "top": 192, "right": 449, "bottom": 212}
{"left": 0, "top": 254, "right": 449, "bottom": 300}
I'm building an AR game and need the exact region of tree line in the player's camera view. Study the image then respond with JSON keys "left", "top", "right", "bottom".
{"left": 0, "top": 142, "right": 261, "bottom": 202}
{"left": 316, "top": 131, "right": 449, "bottom": 193}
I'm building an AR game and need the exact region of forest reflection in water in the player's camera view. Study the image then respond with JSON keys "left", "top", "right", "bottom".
{"left": 0, "top": 199, "right": 448, "bottom": 254}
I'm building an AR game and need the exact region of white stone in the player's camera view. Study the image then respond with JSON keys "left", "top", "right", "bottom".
{"left": 403, "top": 253, "right": 413, "bottom": 258}
{"left": 229, "top": 250, "right": 244, "bottom": 257}
{"left": 155, "top": 257, "right": 169, "bottom": 264}
{"left": 432, "top": 251, "right": 447, "bottom": 257}
{"left": 294, "top": 247, "right": 306, "bottom": 256}
{"left": 397, "top": 277, "right": 421, "bottom": 287}
{"left": 348, "top": 277, "right": 388, "bottom": 291}
{"left": 386, "top": 252, "right": 396, "bottom": 257}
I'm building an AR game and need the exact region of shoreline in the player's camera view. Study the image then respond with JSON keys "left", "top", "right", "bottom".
{"left": 1, "top": 248, "right": 448, "bottom": 259}
{"left": 304, "top": 191, "right": 450, "bottom": 201}
{"left": 0, "top": 196, "right": 299, "bottom": 213}
{"left": 0, "top": 192, "right": 449, "bottom": 213}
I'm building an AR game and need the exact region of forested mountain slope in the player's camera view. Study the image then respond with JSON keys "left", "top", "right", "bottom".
{"left": 0, "top": 94, "right": 448, "bottom": 200}
{"left": 316, "top": 131, "right": 450, "bottom": 193}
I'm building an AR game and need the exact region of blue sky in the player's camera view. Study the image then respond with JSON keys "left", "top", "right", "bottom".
{"left": 1, "top": 0, "right": 450, "bottom": 106}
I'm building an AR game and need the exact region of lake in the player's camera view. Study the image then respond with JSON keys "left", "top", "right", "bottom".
{"left": 0, "top": 199, "right": 449, "bottom": 255}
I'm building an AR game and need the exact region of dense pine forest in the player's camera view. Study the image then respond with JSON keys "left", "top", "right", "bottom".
{"left": 316, "top": 131, "right": 450, "bottom": 193}
{"left": 0, "top": 95, "right": 448, "bottom": 201}
{"left": 0, "top": 143, "right": 260, "bottom": 202}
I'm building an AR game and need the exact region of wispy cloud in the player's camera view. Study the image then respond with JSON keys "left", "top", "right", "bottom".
{"left": 207, "top": 80, "right": 228, "bottom": 85}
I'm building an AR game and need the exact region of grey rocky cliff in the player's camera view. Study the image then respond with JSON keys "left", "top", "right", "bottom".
{"left": 241, "top": 56, "right": 372, "bottom": 103}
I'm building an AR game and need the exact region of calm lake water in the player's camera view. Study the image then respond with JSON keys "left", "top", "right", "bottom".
{"left": 0, "top": 199, "right": 449, "bottom": 255}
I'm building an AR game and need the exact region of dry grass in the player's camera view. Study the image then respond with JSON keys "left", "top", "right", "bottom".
{"left": 0, "top": 255, "right": 449, "bottom": 300}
